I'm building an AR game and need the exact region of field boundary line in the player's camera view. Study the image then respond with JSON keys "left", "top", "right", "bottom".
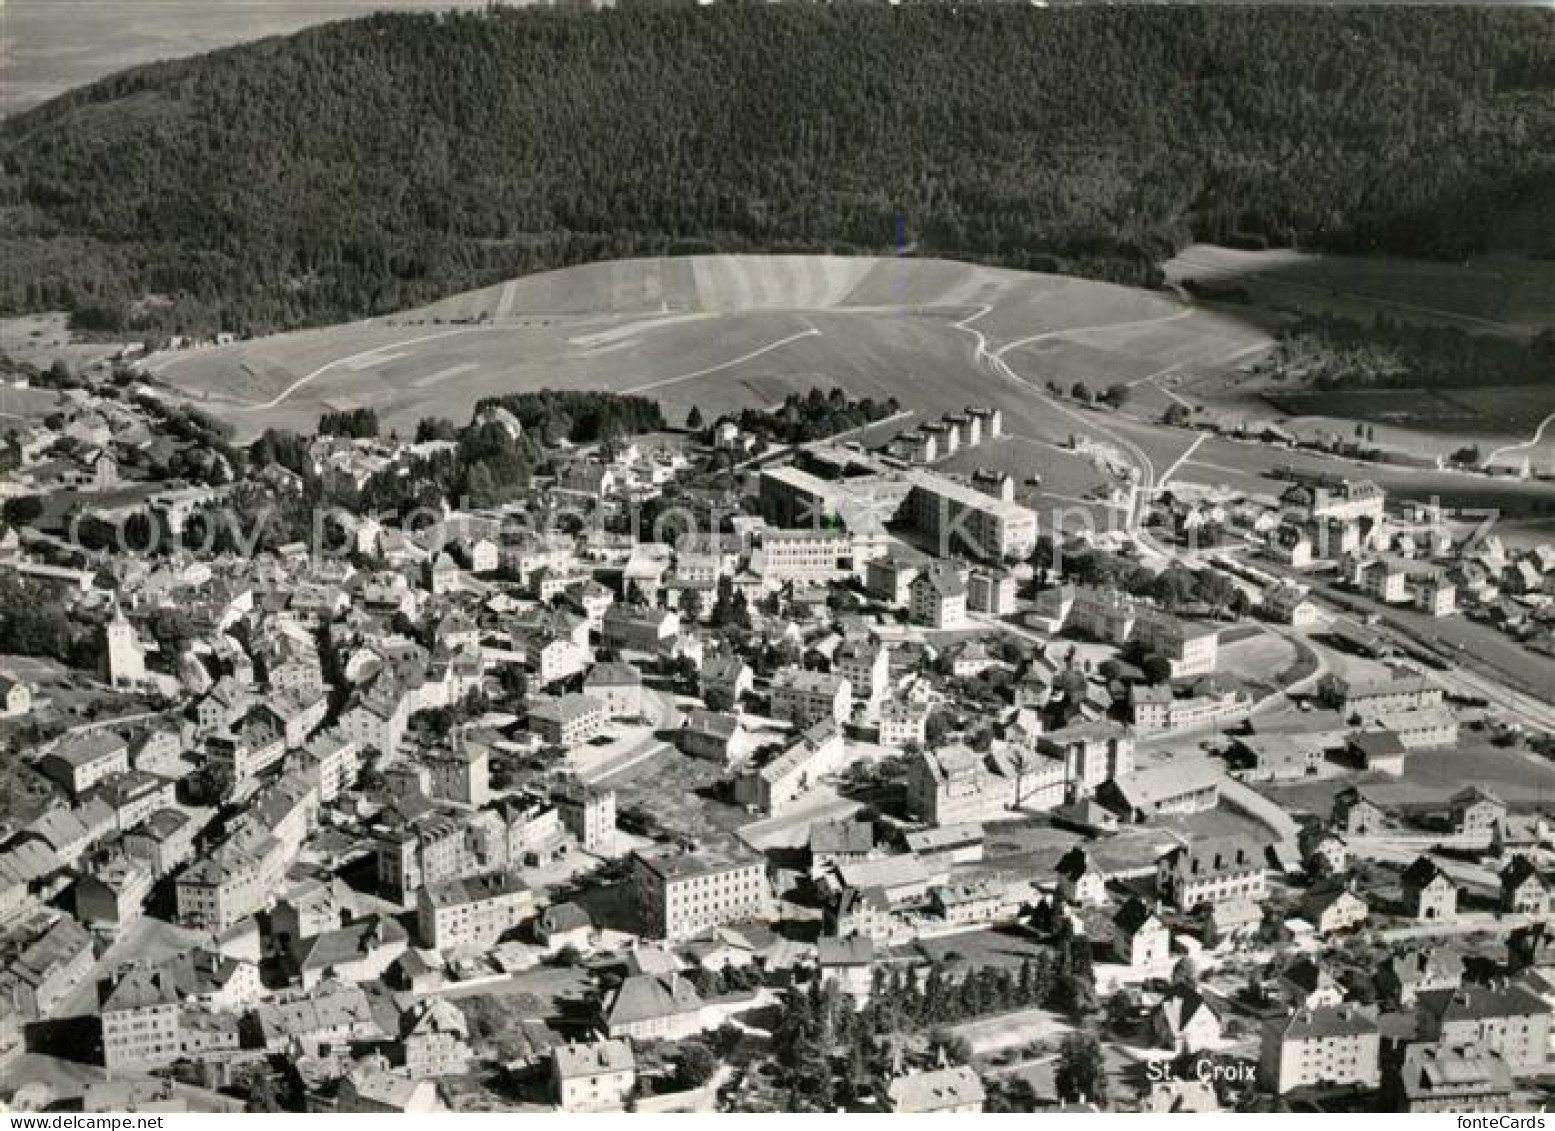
{"left": 1481, "top": 408, "right": 1555, "bottom": 469}
{"left": 1173, "top": 250, "right": 1518, "bottom": 333}
{"left": 623, "top": 328, "right": 822, "bottom": 394}
{"left": 991, "top": 305, "right": 1193, "bottom": 360}
{"left": 236, "top": 327, "right": 495, "bottom": 411}
{"left": 1157, "top": 434, "right": 1206, "bottom": 486}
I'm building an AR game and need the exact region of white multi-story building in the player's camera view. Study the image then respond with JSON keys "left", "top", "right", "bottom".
{"left": 1355, "top": 558, "right": 1410, "bottom": 603}
{"left": 529, "top": 693, "right": 609, "bottom": 746}
{"left": 175, "top": 825, "right": 288, "bottom": 932}
{"left": 1260, "top": 1006, "right": 1380, "bottom": 1094}
{"left": 40, "top": 732, "right": 129, "bottom": 797}
{"left": 632, "top": 850, "right": 769, "bottom": 940}
{"left": 879, "top": 698, "right": 929, "bottom": 749}
{"left": 1280, "top": 478, "right": 1386, "bottom": 524}
{"left": 755, "top": 529, "right": 856, "bottom": 584}
{"left": 1157, "top": 836, "right": 1266, "bottom": 912}
{"left": 583, "top": 662, "right": 647, "bottom": 720}
{"left": 1134, "top": 610, "right": 1219, "bottom": 678}
{"left": 734, "top": 720, "right": 848, "bottom": 815}
{"left": 101, "top": 968, "right": 182, "bottom": 1076}
{"left": 553, "top": 1040, "right": 636, "bottom": 1112}
{"left": 909, "top": 562, "right": 968, "bottom": 629}
{"left": 338, "top": 682, "right": 410, "bottom": 756}
{"left": 906, "top": 743, "right": 1067, "bottom": 825}
{"left": 205, "top": 729, "right": 286, "bottom": 782}
{"left": 416, "top": 872, "right": 534, "bottom": 951}
{"left": 769, "top": 667, "right": 851, "bottom": 727}
{"left": 1067, "top": 586, "right": 1138, "bottom": 644}
{"left": 1411, "top": 574, "right": 1457, "bottom": 617}
{"left": 905, "top": 471, "right": 1038, "bottom": 561}
{"left": 555, "top": 787, "right": 616, "bottom": 852}
{"left": 968, "top": 567, "right": 1018, "bottom": 616}
{"left": 834, "top": 637, "right": 890, "bottom": 718}
{"left": 300, "top": 731, "right": 361, "bottom": 803}
{"left": 1039, "top": 721, "right": 1136, "bottom": 797}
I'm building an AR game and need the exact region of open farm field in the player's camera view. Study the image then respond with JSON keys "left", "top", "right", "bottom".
{"left": 139, "top": 256, "right": 1223, "bottom": 446}
{"left": 1259, "top": 387, "right": 1555, "bottom": 474}
{"left": 0, "top": 384, "right": 72, "bottom": 423}
{"left": 130, "top": 253, "right": 1553, "bottom": 529}
{"left": 1164, "top": 245, "right": 1555, "bottom": 336}
{"left": 0, "top": 312, "right": 133, "bottom": 374}
{"left": 1264, "top": 386, "right": 1554, "bottom": 439}
{"left": 1112, "top": 421, "right": 1555, "bottom": 519}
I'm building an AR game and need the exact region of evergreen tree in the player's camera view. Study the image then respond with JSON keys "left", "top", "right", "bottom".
{"left": 1055, "top": 1033, "right": 1108, "bottom": 1104}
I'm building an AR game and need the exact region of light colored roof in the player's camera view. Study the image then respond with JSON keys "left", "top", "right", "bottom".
{"left": 810, "top": 820, "right": 873, "bottom": 856}
{"left": 585, "top": 662, "right": 643, "bottom": 688}
{"left": 836, "top": 854, "right": 931, "bottom": 893}
{"left": 256, "top": 981, "right": 379, "bottom": 1042}
{"left": 1279, "top": 1005, "right": 1379, "bottom": 1040}
{"left": 529, "top": 693, "right": 604, "bottom": 726}
{"left": 1402, "top": 1044, "right": 1512, "bottom": 1101}
{"left": 553, "top": 1038, "right": 635, "bottom": 1079}
{"left": 604, "top": 974, "right": 703, "bottom": 1027}
{"left": 0, "top": 840, "right": 61, "bottom": 886}
{"left": 771, "top": 667, "right": 847, "bottom": 695}
{"left": 48, "top": 730, "right": 128, "bottom": 768}
{"left": 294, "top": 916, "right": 407, "bottom": 973}
{"left": 903, "top": 824, "right": 984, "bottom": 853}
{"left": 11, "top": 917, "right": 93, "bottom": 987}
{"left": 539, "top": 902, "right": 591, "bottom": 933}
{"left": 634, "top": 849, "right": 761, "bottom": 883}
{"left": 101, "top": 967, "right": 180, "bottom": 1013}
{"left": 1107, "top": 758, "right": 1220, "bottom": 810}
{"left": 680, "top": 711, "right": 741, "bottom": 740}
{"left": 912, "top": 562, "right": 966, "bottom": 599}
{"left": 423, "top": 871, "right": 529, "bottom": 910}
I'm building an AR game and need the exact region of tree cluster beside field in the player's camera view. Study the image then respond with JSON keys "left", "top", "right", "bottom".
{"left": 1263, "top": 315, "right": 1555, "bottom": 392}
{"left": 708, "top": 386, "right": 900, "bottom": 447}
{"left": 1, "top": 6, "right": 1550, "bottom": 335}
{"left": 769, "top": 919, "right": 1097, "bottom": 1112}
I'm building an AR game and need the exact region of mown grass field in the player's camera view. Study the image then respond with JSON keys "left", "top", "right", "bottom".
{"left": 1260, "top": 386, "right": 1555, "bottom": 467}
{"left": 1157, "top": 244, "right": 1555, "bottom": 475}
{"left": 121, "top": 252, "right": 1552, "bottom": 526}
{"left": 1163, "top": 244, "right": 1555, "bottom": 336}
{"left": 140, "top": 256, "right": 1206, "bottom": 444}
{"left": 0, "top": 384, "right": 72, "bottom": 423}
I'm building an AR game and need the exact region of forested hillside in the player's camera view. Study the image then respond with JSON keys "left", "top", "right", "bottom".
{"left": 1, "top": 5, "right": 1551, "bottom": 335}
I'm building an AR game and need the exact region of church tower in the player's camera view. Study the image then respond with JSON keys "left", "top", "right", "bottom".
{"left": 104, "top": 603, "right": 145, "bottom": 688}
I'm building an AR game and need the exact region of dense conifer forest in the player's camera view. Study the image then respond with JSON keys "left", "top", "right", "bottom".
{"left": 1, "top": 5, "right": 1551, "bottom": 335}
